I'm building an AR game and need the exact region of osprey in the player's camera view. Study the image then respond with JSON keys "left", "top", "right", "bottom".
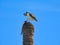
{"left": 24, "top": 12, "right": 37, "bottom": 21}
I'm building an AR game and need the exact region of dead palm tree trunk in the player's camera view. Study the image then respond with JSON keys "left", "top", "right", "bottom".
{"left": 22, "top": 21, "right": 34, "bottom": 45}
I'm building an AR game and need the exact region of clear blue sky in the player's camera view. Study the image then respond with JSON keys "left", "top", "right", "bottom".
{"left": 0, "top": 0, "right": 60, "bottom": 45}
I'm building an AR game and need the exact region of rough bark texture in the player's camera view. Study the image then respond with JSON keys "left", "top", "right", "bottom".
{"left": 22, "top": 21, "right": 34, "bottom": 45}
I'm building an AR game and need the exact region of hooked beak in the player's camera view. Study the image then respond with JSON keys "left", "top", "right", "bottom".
{"left": 24, "top": 13, "right": 27, "bottom": 16}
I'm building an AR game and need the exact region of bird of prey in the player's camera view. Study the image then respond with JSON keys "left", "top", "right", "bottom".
{"left": 24, "top": 12, "right": 37, "bottom": 21}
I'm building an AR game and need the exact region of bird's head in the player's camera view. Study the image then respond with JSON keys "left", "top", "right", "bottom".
{"left": 23, "top": 11, "right": 29, "bottom": 16}
{"left": 24, "top": 13, "right": 27, "bottom": 16}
